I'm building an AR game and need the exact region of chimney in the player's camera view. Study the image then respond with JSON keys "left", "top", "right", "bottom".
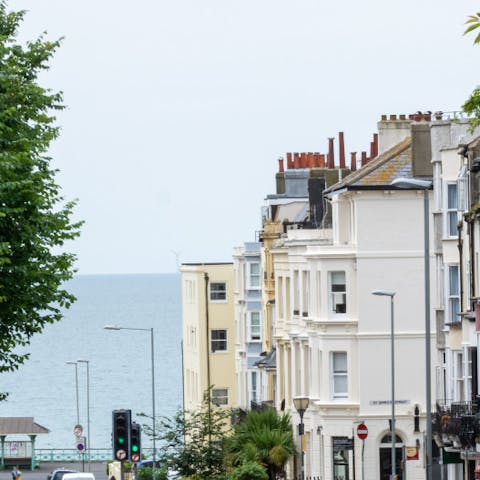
{"left": 412, "top": 123, "right": 433, "bottom": 177}
{"left": 361, "top": 151, "right": 367, "bottom": 166}
{"left": 350, "top": 152, "right": 357, "bottom": 171}
{"left": 307, "top": 153, "right": 314, "bottom": 168}
{"left": 328, "top": 138, "right": 335, "bottom": 168}
{"left": 300, "top": 152, "right": 307, "bottom": 168}
{"left": 294, "top": 153, "right": 300, "bottom": 169}
{"left": 377, "top": 114, "right": 412, "bottom": 155}
{"left": 319, "top": 154, "right": 326, "bottom": 168}
{"left": 373, "top": 133, "right": 378, "bottom": 158}
{"left": 339, "top": 132, "right": 346, "bottom": 168}
{"left": 286, "top": 152, "right": 293, "bottom": 169}
{"left": 278, "top": 156, "right": 284, "bottom": 173}
{"left": 308, "top": 177, "right": 326, "bottom": 228}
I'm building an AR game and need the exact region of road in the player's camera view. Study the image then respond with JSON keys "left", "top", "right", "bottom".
{"left": 17, "top": 462, "right": 108, "bottom": 480}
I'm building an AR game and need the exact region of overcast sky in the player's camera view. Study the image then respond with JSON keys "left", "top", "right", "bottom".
{"left": 11, "top": 0, "right": 480, "bottom": 274}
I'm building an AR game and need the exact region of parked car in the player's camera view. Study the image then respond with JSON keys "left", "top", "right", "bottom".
{"left": 63, "top": 473, "right": 95, "bottom": 480}
{"left": 47, "top": 469, "right": 77, "bottom": 480}
{"left": 137, "top": 460, "right": 162, "bottom": 469}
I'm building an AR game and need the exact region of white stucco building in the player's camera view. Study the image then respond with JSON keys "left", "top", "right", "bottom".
{"left": 269, "top": 115, "right": 438, "bottom": 480}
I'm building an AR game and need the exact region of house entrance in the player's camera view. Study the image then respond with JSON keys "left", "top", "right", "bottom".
{"left": 379, "top": 433, "right": 404, "bottom": 480}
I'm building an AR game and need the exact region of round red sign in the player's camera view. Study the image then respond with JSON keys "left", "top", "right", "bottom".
{"left": 357, "top": 423, "right": 368, "bottom": 440}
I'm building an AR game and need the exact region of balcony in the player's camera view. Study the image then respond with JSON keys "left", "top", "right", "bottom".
{"left": 433, "top": 400, "right": 480, "bottom": 449}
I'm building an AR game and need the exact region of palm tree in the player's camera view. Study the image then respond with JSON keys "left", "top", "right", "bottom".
{"left": 226, "top": 408, "right": 296, "bottom": 480}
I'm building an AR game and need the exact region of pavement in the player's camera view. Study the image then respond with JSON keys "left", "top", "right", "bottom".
{"left": 15, "top": 462, "right": 109, "bottom": 480}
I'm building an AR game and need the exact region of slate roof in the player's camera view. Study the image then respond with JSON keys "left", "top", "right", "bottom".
{"left": 0, "top": 417, "right": 49, "bottom": 435}
{"left": 325, "top": 136, "right": 414, "bottom": 193}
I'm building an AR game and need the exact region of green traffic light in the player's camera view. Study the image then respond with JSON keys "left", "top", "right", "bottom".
{"left": 132, "top": 445, "right": 139, "bottom": 452}
{"left": 118, "top": 437, "right": 125, "bottom": 445}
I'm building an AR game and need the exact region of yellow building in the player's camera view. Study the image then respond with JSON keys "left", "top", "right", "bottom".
{"left": 181, "top": 263, "right": 236, "bottom": 411}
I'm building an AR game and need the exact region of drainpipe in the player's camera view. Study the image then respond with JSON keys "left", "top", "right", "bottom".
{"left": 458, "top": 222, "right": 464, "bottom": 313}
{"left": 470, "top": 220, "right": 475, "bottom": 305}
{"left": 204, "top": 272, "right": 212, "bottom": 460}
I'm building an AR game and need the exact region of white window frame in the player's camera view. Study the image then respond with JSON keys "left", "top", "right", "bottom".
{"left": 458, "top": 168, "right": 469, "bottom": 213}
{"left": 445, "top": 182, "right": 459, "bottom": 238}
{"left": 329, "top": 271, "right": 347, "bottom": 314}
{"left": 210, "top": 282, "right": 227, "bottom": 302}
{"left": 331, "top": 351, "right": 348, "bottom": 399}
{"left": 247, "top": 262, "right": 261, "bottom": 289}
{"left": 250, "top": 371, "right": 258, "bottom": 404}
{"left": 212, "top": 388, "right": 229, "bottom": 406}
{"left": 447, "top": 265, "right": 460, "bottom": 324}
{"left": 454, "top": 351, "right": 464, "bottom": 402}
{"left": 248, "top": 311, "right": 261, "bottom": 342}
{"left": 210, "top": 329, "right": 228, "bottom": 353}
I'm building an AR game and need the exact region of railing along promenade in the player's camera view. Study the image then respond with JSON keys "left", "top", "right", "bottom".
{"left": 34, "top": 448, "right": 155, "bottom": 462}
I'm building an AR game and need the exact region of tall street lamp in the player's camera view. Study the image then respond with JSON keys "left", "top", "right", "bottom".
{"left": 77, "top": 359, "right": 91, "bottom": 471}
{"left": 373, "top": 290, "right": 396, "bottom": 480}
{"left": 293, "top": 396, "right": 309, "bottom": 480}
{"left": 104, "top": 325, "right": 156, "bottom": 475}
{"left": 391, "top": 177, "right": 433, "bottom": 480}
{"left": 66, "top": 361, "right": 80, "bottom": 425}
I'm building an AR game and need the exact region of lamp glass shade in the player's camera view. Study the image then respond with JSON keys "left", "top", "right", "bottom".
{"left": 293, "top": 396, "right": 309, "bottom": 413}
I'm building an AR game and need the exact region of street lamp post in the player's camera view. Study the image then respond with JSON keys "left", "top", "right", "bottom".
{"left": 373, "top": 290, "right": 396, "bottom": 480}
{"left": 77, "top": 360, "right": 91, "bottom": 471}
{"left": 66, "top": 361, "right": 80, "bottom": 425}
{"left": 293, "top": 396, "right": 309, "bottom": 480}
{"left": 391, "top": 177, "right": 433, "bottom": 480}
{"left": 104, "top": 325, "right": 156, "bottom": 476}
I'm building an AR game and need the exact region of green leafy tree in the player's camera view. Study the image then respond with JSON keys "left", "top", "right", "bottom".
{"left": 463, "top": 11, "right": 480, "bottom": 131}
{"left": 227, "top": 462, "right": 268, "bottom": 480}
{"left": 465, "top": 11, "right": 480, "bottom": 44}
{"left": 135, "top": 467, "right": 168, "bottom": 480}
{"left": 0, "top": 0, "right": 81, "bottom": 398}
{"left": 140, "top": 389, "right": 233, "bottom": 480}
{"left": 226, "top": 408, "right": 295, "bottom": 480}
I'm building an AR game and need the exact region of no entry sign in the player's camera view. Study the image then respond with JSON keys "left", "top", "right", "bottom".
{"left": 357, "top": 423, "right": 368, "bottom": 440}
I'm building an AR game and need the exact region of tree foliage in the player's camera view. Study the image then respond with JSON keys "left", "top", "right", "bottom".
{"left": 225, "top": 408, "right": 295, "bottom": 480}
{"left": 140, "top": 389, "right": 233, "bottom": 480}
{"left": 227, "top": 462, "right": 269, "bottom": 480}
{"left": 463, "top": 11, "right": 480, "bottom": 132}
{"left": 0, "top": 0, "right": 81, "bottom": 397}
{"left": 464, "top": 11, "right": 480, "bottom": 44}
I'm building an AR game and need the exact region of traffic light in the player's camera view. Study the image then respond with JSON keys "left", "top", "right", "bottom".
{"left": 112, "top": 409, "right": 131, "bottom": 461}
{"left": 129, "top": 422, "right": 141, "bottom": 462}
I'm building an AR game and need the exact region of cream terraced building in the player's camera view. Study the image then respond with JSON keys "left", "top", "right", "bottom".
{"left": 181, "top": 262, "right": 236, "bottom": 411}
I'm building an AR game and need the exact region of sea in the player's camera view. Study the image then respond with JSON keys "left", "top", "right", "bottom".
{"left": 0, "top": 273, "right": 182, "bottom": 450}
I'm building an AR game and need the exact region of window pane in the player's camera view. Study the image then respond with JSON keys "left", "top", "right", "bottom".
{"left": 210, "top": 283, "right": 226, "bottom": 300}
{"left": 212, "top": 388, "right": 228, "bottom": 405}
{"left": 449, "top": 266, "right": 459, "bottom": 295}
{"left": 250, "top": 312, "right": 261, "bottom": 340}
{"left": 331, "top": 271, "right": 345, "bottom": 286}
{"left": 211, "top": 329, "right": 227, "bottom": 352}
{"left": 448, "top": 184, "right": 458, "bottom": 209}
{"left": 449, "top": 212, "right": 457, "bottom": 236}
{"left": 334, "top": 376, "right": 348, "bottom": 393}
{"left": 212, "top": 330, "right": 226, "bottom": 340}
{"left": 450, "top": 298, "right": 460, "bottom": 323}
{"left": 333, "top": 352, "right": 347, "bottom": 371}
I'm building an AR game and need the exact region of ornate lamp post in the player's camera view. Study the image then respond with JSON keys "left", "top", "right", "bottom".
{"left": 293, "top": 396, "right": 309, "bottom": 480}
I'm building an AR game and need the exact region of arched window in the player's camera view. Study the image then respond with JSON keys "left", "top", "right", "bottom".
{"left": 380, "top": 433, "right": 402, "bottom": 444}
